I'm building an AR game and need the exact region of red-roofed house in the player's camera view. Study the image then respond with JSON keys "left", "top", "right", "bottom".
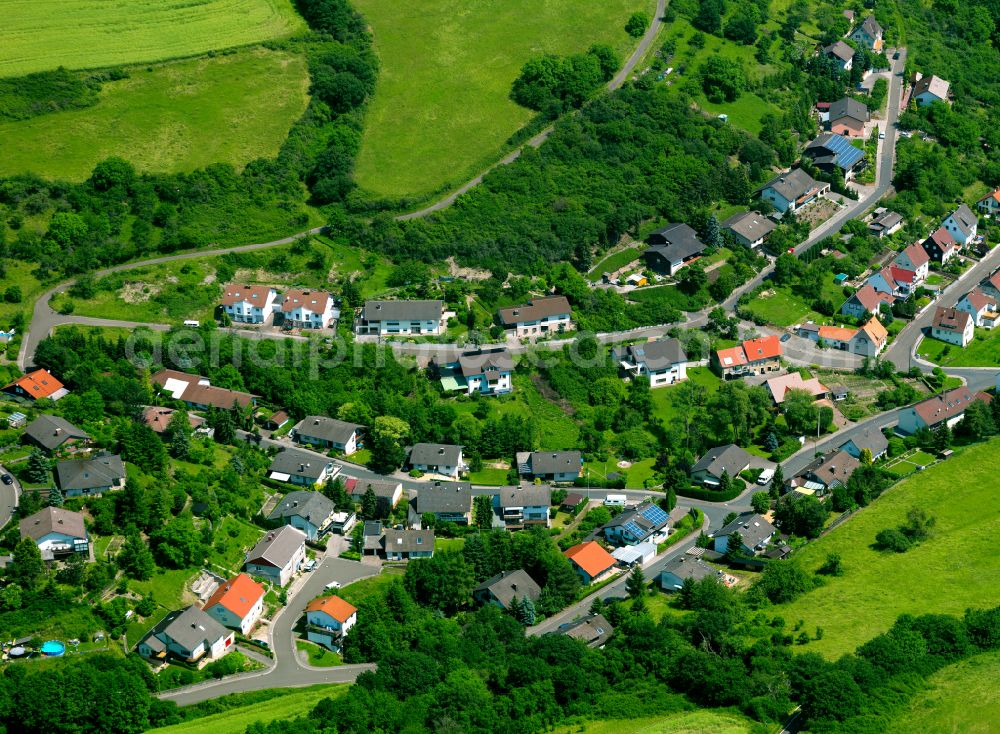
{"left": 2, "top": 369, "right": 69, "bottom": 402}
{"left": 711, "top": 336, "right": 782, "bottom": 378}
{"left": 978, "top": 188, "right": 1000, "bottom": 217}
{"left": 921, "top": 228, "right": 960, "bottom": 264}
{"left": 956, "top": 288, "right": 999, "bottom": 329}
{"left": 220, "top": 284, "right": 278, "bottom": 324}
{"left": 841, "top": 284, "right": 894, "bottom": 319}
{"left": 867, "top": 265, "right": 914, "bottom": 298}
{"left": 931, "top": 306, "right": 974, "bottom": 347}
{"left": 305, "top": 595, "right": 358, "bottom": 651}
{"left": 564, "top": 541, "right": 617, "bottom": 585}
{"left": 711, "top": 345, "right": 748, "bottom": 378}
{"left": 898, "top": 387, "right": 981, "bottom": 434}
{"left": 893, "top": 243, "right": 930, "bottom": 283}
{"left": 281, "top": 289, "right": 338, "bottom": 329}
{"left": 203, "top": 573, "right": 265, "bottom": 635}
{"left": 851, "top": 318, "right": 889, "bottom": 357}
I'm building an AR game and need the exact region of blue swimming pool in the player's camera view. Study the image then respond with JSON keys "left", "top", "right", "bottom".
{"left": 40, "top": 640, "right": 65, "bottom": 656}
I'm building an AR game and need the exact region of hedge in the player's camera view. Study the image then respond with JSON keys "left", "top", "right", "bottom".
{"left": 676, "top": 478, "right": 745, "bottom": 503}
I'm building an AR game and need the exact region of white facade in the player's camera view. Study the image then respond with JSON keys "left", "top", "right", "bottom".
{"left": 223, "top": 289, "right": 277, "bottom": 324}
{"left": 205, "top": 596, "right": 263, "bottom": 636}
{"left": 283, "top": 292, "right": 338, "bottom": 329}
{"left": 35, "top": 531, "right": 89, "bottom": 559}
{"left": 931, "top": 319, "right": 974, "bottom": 347}
{"left": 509, "top": 313, "right": 572, "bottom": 338}
{"left": 246, "top": 542, "right": 306, "bottom": 587}
{"left": 464, "top": 369, "right": 512, "bottom": 396}
{"left": 942, "top": 213, "right": 978, "bottom": 246}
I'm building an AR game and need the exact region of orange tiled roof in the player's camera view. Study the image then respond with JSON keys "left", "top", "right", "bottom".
{"left": 3, "top": 369, "right": 65, "bottom": 399}
{"left": 306, "top": 594, "right": 357, "bottom": 623}
{"left": 564, "top": 541, "right": 616, "bottom": 578}
{"left": 203, "top": 573, "right": 264, "bottom": 619}
{"left": 742, "top": 335, "right": 782, "bottom": 361}
{"left": 860, "top": 317, "right": 888, "bottom": 344}
{"left": 715, "top": 346, "right": 748, "bottom": 368}
{"left": 818, "top": 325, "right": 858, "bottom": 342}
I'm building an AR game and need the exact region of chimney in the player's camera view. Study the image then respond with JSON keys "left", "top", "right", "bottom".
{"left": 511, "top": 583, "right": 518, "bottom": 591}
{"left": 299, "top": 464, "right": 305, "bottom": 472}
{"left": 438, "top": 448, "right": 444, "bottom": 455}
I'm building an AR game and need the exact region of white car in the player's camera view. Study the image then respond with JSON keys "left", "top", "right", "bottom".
{"left": 325, "top": 581, "right": 342, "bottom": 590}
{"left": 756, "top": 468, "right": 775, "bottom": 486}
{"left": 879, "top": 132, "right": 886, "bottom": 140}
{"left": 303, "top": 559, "right": 318, "bottom": 572}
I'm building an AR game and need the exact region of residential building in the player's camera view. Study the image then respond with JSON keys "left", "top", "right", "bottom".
{"left": 827, "top": 97, "right": 870, "bottom": 138}
{"left": 411, "top": 480, "right": 473, "bottom": 526}
{"left": 138, "top": 606, "right": 234, "bottom": 664}
{"left": 912, "top": 73, "right": 950, "bottom": 106}
{"left": 355, "top": 300, "right": 445, "bottom": 336}
{"left": 2, "top": 369, "right": 69, "bottom": 402}
{"left": 893, "top": 242, "right": 930, "bottom": 282}
{"left": 267, "top": 489, "right": 338, "bottom": 540}
{"left": 823, "top": 40, "right": 855, "bottom": 71}
{"left": 691, "top": 444, "right": 752, "bottom": 487}
{"left": 977, "top": 188, "right": 1000, "bottom": 217}
{"left": 219, "top": 283, "right": 277, "bottom": 324}
{"left": 141, "top": 406, "right": 208, "bottom": 436}
{"left": 55, "top": 453, "right": 126, "bottom": 497}
{"left": 867, "top": 264, "right": 916, "bottom": 298}
{"left": 601, "top": 501, "right": 670, "bottom": 546}
{"left": 765, "top": 372, "right": 830, "bottom": 404}
{"left": 261, "top": 410, "right": 290, "bottom": 430}
{"left": 151, "top": 369, "right": 258, "bottom": 411}
{"left": 757, "top": 168, "right": 829, "bottom": 214}
{"left": 305, "top": 595, "right": 357, "bottom": 651}
{"left": 555, "top": 614, "right": 614, "bottom": 648}
{"left": 981, "top": 269, "right": 1000, "bottom": 302}
{"left": 660, "top": 556, "right": 723, "bottom": 591}
{"left": 564, "top": 541, "right": 617, "bottom": 585}
{"left": 805, "top": 132, "right": 867, "bottom": 178}
{"left": 713, "top": 513, "right": 776, "bottom": 555}
{"left": 203, "top": 573, "right": 265, "bottom": 636}
{"left": 870, "top": 210, "right": 905, "bottom": 239}
{"left": 921, "top": 227, "right": 960, "bottom": 264}
{"left": 516, "top": 450, "right": 583, "bottom": 482}
{"left": 712, "top": 335, "right": 782, "bottom": 378}
{"left": 897, "top": 386, "right": 981, "bottom": 434}
{"left": 245, "top": 526, "right": 307, "bottom": 586}
{"left": 931, "top": 306, "right": 975, "bottom": 347}
{"left": 611, "top": 541, "right": 657, "bottom": 567}
{"left": 498, "top": 296, "right": 573, "bottom": 337}
{"left": 840, "top": 283, "right": 894, "bottom": 319}
{"left": 23, "top": 415, "right": 90, "bottom": 453}
{"left": 643, "top": 223, "right": 706, "bottom": 275}
{"left": 797, "top": 323, "right": 858, "bottom": 351}
{"left": 449, "top": 348, "right": 514, "bottom": 396}
{"left": 19, "top": 507, "right": 89, "bottom": 561}
{"left": 612, "top": 338, "right": 687, "bottom": 387}
{"left": 849, "top": 15, "right": 883, "bottom": 51}
{"left": 838, "top": 428, "right": 889, "bottom": 460}
{"left": 851, "top": 317, "right": 889, "bottom": 358}
{"left": 942, "top": 204, "right": 978, "bottom": 246}
{"left": 281, "top": 288, "right": 338, "bottom": 329}
{"left": 407, "top": 443, "right": 465, "bottom": 479}
{"left": 722, "top": 211, "right": 776, "bottom": 248}
{"left": 267, "top": 448, "right": 338, "bottom": 489}
{"left": 381, "top": 527, "right": 435, "bottom": 560}
{"left": 473, "top": 570, "right": 541, "bottom": 610}
{"left": 292, "top": 416, "right": 364, "bottom": 455}
{"left": 343, "top": 478, "right": 403, "bottom": 513}
{"left": 956, "top": 289, "right": 1000, "bottom": 329}
{"left": 495, "top": 485, "right": 551, "bottom": 529}
{"left": 787, "top": 450, "right": 860, "bottom": 494}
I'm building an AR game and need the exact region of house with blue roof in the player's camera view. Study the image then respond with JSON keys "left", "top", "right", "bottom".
{"left": 804, "top": 133, "right": 867, "bottom": 180}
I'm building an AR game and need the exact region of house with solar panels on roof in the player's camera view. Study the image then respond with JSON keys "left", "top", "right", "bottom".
{"left": 601, "top": 500, "right": 670, "bottom": 546}
{"left": 804, "top": 133, "right": 867, "bottom": 180}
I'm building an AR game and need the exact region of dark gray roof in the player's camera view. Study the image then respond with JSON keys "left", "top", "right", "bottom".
{"left": 716, "top": 513, "right": 776, "bottom": 549}
{"left": 499, "top": 296, "right": 572, "bottom": 325}
{"left": 760, "top": 168, "right": 823, "bottom": 202}
{"left": 660, "top": 556, "right": 717, "bottom": 586}
{"left": 829, "top": 97, "right": 869, "bottom": 123}
{"left": 557, "top": 613, "right": 614, "bottom": 647}
{"left": 20, "top": 506, "right": 87, "bottom": 542}
{"left": 839, "top": 427, "right": 889, "bottom": 457}
{"left": 293, "top": 416, "right": 363, "bottom": 445}
{"left": 55, "top": 454, "right": 125, "bottom": 491}
{"left": 268, "top": 448, "right": 332, "bottom": 482}
{"left": 498, "top": 485, "right": 551, "bottom": 508}
{"left": 948, "top": 204, "right": 977, "bottom": 236}
{"left": 408, "top": 443, "right": 463, "bottom": 467}
{"left": 528, "top": 450, "right": 582, "bottom": 476}
{"left": 152, "top": 605, "right": 228, "bottom": 651}
{"left": 802, "top": 449, "right": 860, "bottom": 486}
{"left": 645, "top": 223, "right": 706, "bottom": 263}
{"left": 871, "top": 210, "right": 903, "bottom": 229}
{"left": 346, "top": 478, "right": 401, "bottom": 500}
{"left": 267, "top": 490, "right": 335, "bottom": 527}
{"left": 24, "top": 415, "right": 90, "bottom": 450}
{"left": 246, "top": 526, "right": 306, "bottom": 568}
{"left": 691, "top": 444, "right": 752, "bottom": 480}
{"left": 415, "top": 481, "right": 473, "bottom": 514}
{"left": 362, "top": 300, "right": 443, "bottom": 322}
{"left": 617, "top": 338, "right": 686, "bottom": 371}
{"left": 383, "top": 527, "right": 434, "bottom": 554}
{"left": 823, "top": 40, "right": 855, "bottom": 62}
{"left": 722, "top": 211, "right": 776, "bottom": 243}
{"left": 857, "top": 15, "right": 882, "bottom": 37}
{"left": 458, "top": 348, "right": 514, "bottom": 377}
{"left": 474, "top": 569, "right": 541, "bottom": 607}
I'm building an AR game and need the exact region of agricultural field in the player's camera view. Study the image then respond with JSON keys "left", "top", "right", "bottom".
{"left": 351, "top": 0, "right": 656, "bottom": 200}
{"left": 774, "top": 438, "right": 1000, "bottom": 659}
{"left": 0, "top": 48, "right": 310, "bottom": 180}
{"left": 917, "top": 329, "right": 1000, "bottom": 368}
{"left": 552, "top": 710, "right": 763, "bottom": 734}
{"left": 0, "top": 0, "right": 304, "bottom": 78}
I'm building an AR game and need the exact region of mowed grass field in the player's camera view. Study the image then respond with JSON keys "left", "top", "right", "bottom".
{"left": 0, "top": 48, "right": 310, "bottom": 180}
{"left": 552, "top": 711, "right": 762, "bottom": 734}
{"left": 774, "top": 438, "right": 1000, "bottom": 659}
{"left": 0, "top": 0, "right": 304, "bottom": 78}
{"left": 352, "top": 0, "right": 656, "bottom": 200}
{"left": 918, "top": 330, "right": 1000, "bottom": 368}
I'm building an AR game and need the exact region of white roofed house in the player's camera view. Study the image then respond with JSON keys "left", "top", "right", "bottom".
{"left": 498, "top": 296, "right": 573, "bottom": 338}
{"left": 292, "top": 416, "right": 364, "bottom": 455}
{"left": 138, "top": 605, "right": 234, "bottom": 664}
{"left": 267, "top": 489, "right": 339, "bottom": 540}
{"left": 407, "top": 443, "right": 465, "bottom": 480}
{"left": 20, "top": 507, "right": 89, "bottom": 561}
{"left": 267, "top": 447, "right": 339, "bottom": 489}
{"left": 941, "top": 204, "right": 978, "bottom": 246}
{"left": 281, "top": 288, "right": 338, "bottom": 329}
{"left": 722, "top": 211, "right": 776, "bottom": 249}
{"left": 495, "top": 485, "right": 552, "bottom": 530}
{"left": 219, "top": 283, "right": 277, "bottom": 324}
{"left": 612, "top": 338, "right": 687, "bottom": 388}
{"left": 245, "top": 526, "right": 307, "bottom": 586}
{"left": 355, "top": 300, "right": 445, "bottom": 336}
{"left": 516, "top": 450, "right": 582, "bottom": 482}
{"left": 912, "top": 73, "right": 950, "bottom": 107}
{"left": 956, "top": 289, "right": 1000, "bottom": 329}
{"left": 757, "top": 169, "right": 829, "bottom": 214}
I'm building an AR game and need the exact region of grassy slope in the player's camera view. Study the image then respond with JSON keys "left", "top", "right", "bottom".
{"left": 551, "top": 711, "right": 761, "bottom": 734}
{"left": 775, "top": 438, "right": 1000, "bottom": 659}
{"left": 744, "top": 275, "right": 847, "bottom": 328}
{"left": 352, "top": 0, "right": 655, "bottom": 200}
{"left": 0, "top": 0, "right": 304, "bottom": 78}
{"left": 0, "top": 48, "right": 310, "bottom": 181}
{"left": 918, "top": 330, "right": 1000, "bottom": 368}
{"left": 0, "top": 260, "right": 46, "bottom": 328}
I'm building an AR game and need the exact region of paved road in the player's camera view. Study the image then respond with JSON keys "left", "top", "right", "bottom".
{"left": 0, "top": 464, "right": 21, "bottom": 531}
{"left": 396, "top": 0, "right": 667, "bottom": 221}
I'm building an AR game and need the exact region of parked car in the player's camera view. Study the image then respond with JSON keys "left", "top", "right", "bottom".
{"left": 1, "top": 475, "right": 12, "bottom": 485}
{"left": 303, "top": 558, "right": 318, "bottom": 572}
{"left": 756, "top": 468, "right": 775, "bottom": 486}
{"left": 325, "top": 581, "right": 342, "bottom": 590}
{"left": 879, "top": 131, "right": 886, "bottom": 139}
{"left": 780, "top": 334, "right": 791, "bottom": 343}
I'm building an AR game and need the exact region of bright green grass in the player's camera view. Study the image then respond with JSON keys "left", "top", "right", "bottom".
{"left": 918, "top": 330, "right": 1000, "bottom": 367}
{"left": 744, "top": 276, "right": 846, "bottom": 327}
{"left": 551, "top": 710, "right": 760, "bottom": 734}
{"left": 468, "top": 466, "right": 510, "bottom": 485}
{"left": 774, "top": 439, "right": 1000, "bottom": 659}
{"left": 434, "top": 537, "right": 466, "bottom": 553}
{"left": 587, "top": 246, "right": 645, "bottom": 281}
{"left": 207, "top": 516, "right": 265, "bottom": 573}
{"left": 0, "top": 48, "right": 310, "bottom": 181}
{"left": 0, "top": 260, "right": 46, "bottom": 329}
{"left": 149, "top": 685, "right": 343, "bottom": 734}
{"left": 0, "top": 0, "right": 304, "bottom": 78}
{"left": 352, "top": 0, "right": 655, "bottom": 200}
{"left": 650, "top": 367, "right": 723, "bottom": 424}
{"left": 295, "top": 639, "right": 343, "bottom": 667}
{"left": 338, "top": 568, "right": 405, "bottom": 606}
{"left": 583, "top": 457, "right": 657, "bottom": 487}
{"left": 887, "top": 650, "right": 1000, "bottom": 734}
{"left": 131, "top": 569, "right": 195, "bottom": 609}
{"left": 698, "top": 93, "right": 779, "bottom": 135}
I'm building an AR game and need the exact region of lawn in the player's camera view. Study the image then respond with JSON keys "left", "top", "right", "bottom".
{"left": 206, "top": 516, "right": 264, "bottom": 574}
{"left": 338, "top": 568, "right": 405, "bottom": 606}
{"left": 698, "top": 92, "right": 779, "bottom": 135}
{"left": 295, "top": 639, "right": 342, "bottom": 667}
{"left": 650, "top": 367, "right": 723, "bottom": 424}
{"left": 773, "top": 438, "right": 1000, "bottom": 659}
{"left": 551, "top": 710, "right": 760, "bottom": 734}
{"left": 469, "top": 465, "right": 511, "bottom": 485}
{"left": 583, "top": 457, "right": 658, "bottom": 488}
{"left": 887, "top": 650, "right": 1000, "bottom": 734}
{"left": 918, "top": 330, "right": 1000, "bottom": 367}
{"left": 130, "top": 568, "right": 195, "bottom": 609}
{"left": 0, "top": 48, "right": 310, "bottom": 181}
{"left": 744, "top": 276, "right": 847, "bottom": 327}
{"left": 351, "top": 0, "right": 655, "bottom": 200}
{"left": 587, "top": 245, "right": 645, "bottom": 281}
{"left": 434, "top": 537, "right": 466, "bottom": 553}
{"left": 0, "top": 260, "right": 46, "bottom": 330}
{"left": 0, "top": 0, "right": 304, "bottom": 78}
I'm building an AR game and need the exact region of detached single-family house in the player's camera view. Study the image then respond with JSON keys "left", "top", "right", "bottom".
{"left": 921, "top": 228, "right": 961, "bottom": 264}
{"left": 766, "top": 372, "right": 830, "bottom": 404}
{"left": 305, "top": 595, "right": 357, "bottom": 651}
{"left": 897, "top": 386, "right": 981, "bottom": 434}
{"left": 245, "top": 526, "right": 307, "bottom": 587}
{"left": 870, "top": 210, "right": 905, "bottom": 239}
{"left": 292, "top": 416, "right": 364, "bottom": 455}
{"left": 841, "top": 283, "right": 894, "bottom": 319}
{"left": 219, "top": 283, "right": 277, "bottom": 324}
{"left": 867, "top": 264, "right": 916, "bottom": 298}
{"left": 23, "top": 415, "right": 90, "bottom": 453}
{"left": 499, "top": 296, "right": 573, "bottom": 337}
{"left": 355, "top": 300, "right": 445, "bottom": 336}
{"left": 757, "top": 169, "right": 829, "bottom": 214}
{"left": 713, "top": 513, "right": 776, "bottom": 555}
{"left": 141, "top": 406, "right": 208, "bottom": 436}
{"left": 977, "top": 188, "right": 1000, "bottom": 217}
{"left": 55, "top": 453, "right": 126, "bottom": 497}
{"left": 850, "top": 15, "right": 883, "bottom": 51}
{"left": 612, "top": 337, "right": 687, "bottom": 387}
{"left": 516, "top": 450, "right": 582, "bottom": 482}
{"left": 942, "top": 204, "right": 978, "bottom": 246}
{"left": 893, "top": 242, "right": 930, "bottom": 282}
{"left": 2, "top": 369, "right": 69, "bottom": 402}
{"left": 851, "top": 317, "right": 889, "bottom": 357}
{"left": 556, "top": 613, "right": 614, "bottom": 648}
{"left": 912, "top": 74, "right": 950, "bottom": 107}
{"left": 267, "top": 489, "right": 338, "bottom": 540}
{"left": 151, "top": 369, "right": 258, "bottom": 411}
{"left": 408, "top": 443, "right": 465, "bottom": 479}
{"left": 956, "top": 288, "right": 1000, "bottom": 329}
{"left": 20, "top": 507, "right": 89, "bottom": 561}
{"left": 806, "top": 133, "right": 867, "bottom": 178}
{"left": 659, "top": 556, "right": 723, "bottom": 591}
{"left": 344, "top": 478, "right": 403, "bottom": 513}
{"left": 981, "top": 269, "right": 1000, "bottom": 302}
{"left": 602, "top": 501, "right": 670, "bottom": 546}
{"left": 722, "top": 211, "right": 776, "bottom": 249}
{"left": 453, "top": 348, "right": 514, "bottom": 396}
{"left": 691, "top": 444, "right": 752, "bottom": 487}
{"left": 381, "top": 527, "right": 435, "bottom": 560}
{"left": 643, "top": 223, "right": 706, "bottom": 275}
{"left": 138, "top": 606, "right": 234, "bottom": 664}
{"left": 787, "top": 450, "right": 860, "bottom": 494}
{"left": 203, "top": 573, "right": 265, "bottom": 636}
{"left": 267, "top": 448, "right": 339, "bottom": 488}
{"left": 564, "top": 541, "right": 617, "bottom": 585}
{"left": 495, "top": 485, "right": 551, "bottom": 529}
{"left": 931, "top": 306, "right": 975, "bottom": 347}
{"left": 823, "top": 40, "right": 855, "bottom": 71}
{"left": 838, "top": 427, "right": 889, "bottom": 460}
{"left": 411, "top": 481, "right": 473, "bottom": 527}
{"left": 828, "top": 98, "right": 870, "bottom": 138}
{"left": 281, "top": 289, "right": 338, "bottom": 329}
{"left": 473, "top": 569, "right": 541, "bottom": 611}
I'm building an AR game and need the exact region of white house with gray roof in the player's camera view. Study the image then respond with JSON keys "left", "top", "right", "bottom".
{"left": 55, "top": 453, "right": 126, "bottom": 497}
{"left": 498, "top": 296, "right": 573, "bottom": 337}
{"left": 690, "top": 444, "right": 752, "bottom": 487}
{"left": 713, "top": 513, "right": 776, "bottom": 556}
{"left": 267, "top": 490, "right": 338, "bottom": 540}
{"left": 245, "top": 526, "right": 307, "bottom": 586}
{"left": 446, "top": 348, "right": 514, "bottom": 396}
{"left": 613, "top": 338, "right": 688, "bottom": 388}
{"left": 644, "top": 223, "right": 706, "bottom": 275}
{"left": 407, "top": 443, "right": 465, "bottom": 479}
{"left": 382, "top": 527, "right": 435, "bottom": 560}
{"left": 516, "top": 450, "right": 582, "bottom": 482}
{"left": 292, "top": 416, "right": 364, "bottom": 455}
{"left": 267, "top": 448, "right": 338, "bottom": 488}
{"left": 913, "top": 73, "right": 950, "bottom": 107}
{"left": 20, "top": 506, "right": 89, "bottom": 561}
{"left": 410, "top": 481, "right": 473, "bottom": 527}
{"left": 942, "top": 204, "right": 978, "bottom": 246}
{"left": 355, "top": 300, "right": 445, "bottom": 336}
{"left": 659, "top": 555, "right": 721, "bottom": 591}
{"left": 723, "top": 211, "right": 776, "bottom": 248}
{"left": 757, "top": 169, "right": 829, "bottom": 214}
{"left": 495, "top": 485, "right": 551, "bottom": 529}
{"left": 138, "top": 605, "right": 234, "bottom": 664}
